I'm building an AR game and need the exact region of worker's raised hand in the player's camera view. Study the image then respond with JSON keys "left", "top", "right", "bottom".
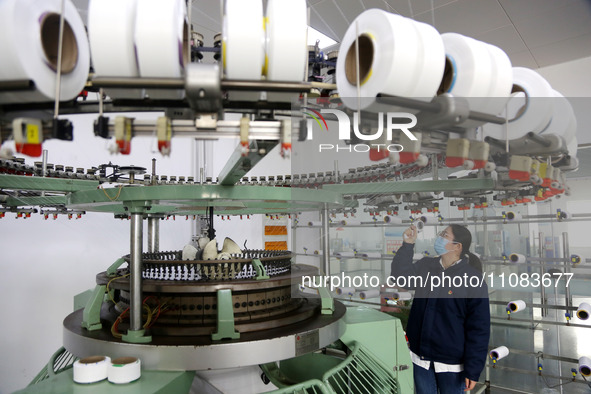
{"left": 403, "top": 225, "right": 417, "bottom": 244}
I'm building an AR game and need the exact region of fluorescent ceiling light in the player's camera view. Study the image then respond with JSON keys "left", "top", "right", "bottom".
{"left": 308, "top": 26, "right": 337, "bottom": 49}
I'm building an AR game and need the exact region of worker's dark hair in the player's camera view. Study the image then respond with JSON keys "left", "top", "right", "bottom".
{"left": 449, "top": 224, "right": 482, "bottom": 273}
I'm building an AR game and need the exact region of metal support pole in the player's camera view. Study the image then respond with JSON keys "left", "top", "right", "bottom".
{"left": 292, "top": 214, "right": 297, "bottom": 262}
{"left": 41, "top": 150, "right": 48, "bottom": 177}
{"left": 130, "top": 213, "right": 143, "bottom": 331}
{"left": 41, "top": 150, "right": 48, "bottom": 197}
{"left": 553, "top": 281, "right": 564, "bottom": 394}
{"left": 431, "top": 154, "right": 438, "bottom": 180}
{"left": 473, "top": 385, "right": 487, "bottom": 394}
{"left": 148, "top": 217, "right": 159, "bottom": 253}
{"left": 539, "top": 232, "right": 547, "bottom": 317}
{"left": 482, "top": 210, "right": 489, "bottom": 261}
{"left": 321, "top": 204, "right": 331, "bottom": 276}
{"left": 484, "top": 355, "right": 491, "bottom": 394}
{"left": 562, "top": 232, "right": 572, "bottom": 310}
{"left": 186, "top": 0, "right": 191, "bottom": 65}
{"left": 53, "top": 0, "right": 66, "bottom": 118}
{"left": 98, "top": 88, "right": 104, "bottom": 117}
{"left": 122, "top": 211, "right": 151, "bottom": 343}
{"left": 355, "top": 21, "right": 361, "bottom": 124}
{"left": 525, "top": 132, "right": 552, "bottom": 148}
{"left": 490, "top": 315, "right": 591, "bottom": 329}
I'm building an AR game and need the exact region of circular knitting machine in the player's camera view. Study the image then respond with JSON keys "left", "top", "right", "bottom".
{"left": 62, "top": 177, "right": 348, "bottom": 370}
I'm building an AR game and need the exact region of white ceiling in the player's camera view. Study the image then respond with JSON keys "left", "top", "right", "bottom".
{"left": 308, "top": 0, "right": 591, "bottom": 68}
{"left": 72, "top": 0, "right": 591, "bottom": 69}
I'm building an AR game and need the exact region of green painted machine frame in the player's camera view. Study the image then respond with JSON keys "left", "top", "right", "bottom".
{"left": 0, "top": 174, "right": 499, "bottom": 217}
{"left": 212, "top": 289, "right": 241, "bottom": 340}
{"left": 25, "top": 307, "right": 413, "bottom": 394}
{"left": 2, "top": 172, "right": 493, "bottom": 394}
{"left": 261, "top": 307, "right": 414, "bottom": 394}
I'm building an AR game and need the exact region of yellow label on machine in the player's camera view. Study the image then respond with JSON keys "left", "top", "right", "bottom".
{"left": 125, "top": 120, "right": 132, "bottom": 141}
{"left": 26, "top": 124, "right": 40, "bottom": 144}
{"left": 265, "top": 225, "right": 288, "bottom": 236}
{"left": 265, "top": 241, "right": 288, "bottom": 251}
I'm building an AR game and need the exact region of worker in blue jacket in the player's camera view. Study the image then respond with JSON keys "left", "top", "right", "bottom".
{"left": 391, "top": 224, "right": 490, "bottom": 393}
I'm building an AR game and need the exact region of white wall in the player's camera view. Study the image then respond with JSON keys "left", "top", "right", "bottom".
{"left": 0, "top": 112, "right": 292, "bottom": 393}
{"left": 538, "top": 56, "right": 591, "bottom": 145}
{"left": 538, "top": 56, "right": 591, "bottom": 97}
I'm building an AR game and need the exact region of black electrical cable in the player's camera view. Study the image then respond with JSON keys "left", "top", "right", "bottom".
{"left": 207, "top": 206, "right": 215, "bottom": 241}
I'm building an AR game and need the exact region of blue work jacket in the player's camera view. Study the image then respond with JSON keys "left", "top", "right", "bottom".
{"left": 390, "top": 242, "right": 490, "bottom": 381}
